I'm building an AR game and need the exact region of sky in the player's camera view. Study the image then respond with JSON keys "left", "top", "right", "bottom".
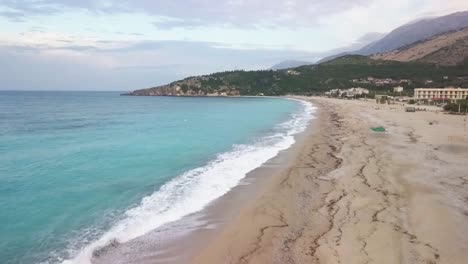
{"left": 1, "top": 0, "right": 468, "bottom": 91}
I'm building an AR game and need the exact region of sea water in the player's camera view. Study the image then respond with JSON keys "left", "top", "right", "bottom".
{"left": 0, "top": 91, "right": 315, "bottom": 264}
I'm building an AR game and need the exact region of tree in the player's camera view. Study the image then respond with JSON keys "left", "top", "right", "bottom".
{"left": 443, "top": 100, "right": 468, "bottom": 113}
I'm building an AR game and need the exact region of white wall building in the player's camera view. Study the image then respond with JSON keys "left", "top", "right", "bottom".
{"left": 325, "top": 88, "right": 369, "bottom": 98}
{"left": 393, "top": 86, "right": 404, "bottom": 93}
{"left": 414, "top": 88, "right": 468, "bottom": 101}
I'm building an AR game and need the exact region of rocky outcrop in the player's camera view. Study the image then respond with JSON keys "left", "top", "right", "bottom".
{"left": 123, "top": 76, "right": 241, "bottom": 96}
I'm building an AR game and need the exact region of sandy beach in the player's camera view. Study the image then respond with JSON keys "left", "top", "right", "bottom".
{"left": 192, "top": 97, "right": 468, "bottom": 264}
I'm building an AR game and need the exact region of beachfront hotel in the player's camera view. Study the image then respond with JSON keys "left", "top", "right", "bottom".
{"left": 414, "top": 87, "right": 468, "bottom": 102}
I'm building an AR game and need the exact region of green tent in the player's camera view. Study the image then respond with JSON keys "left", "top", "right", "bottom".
{"left": 371, "top": 127, "right": 386, "bottom": 132}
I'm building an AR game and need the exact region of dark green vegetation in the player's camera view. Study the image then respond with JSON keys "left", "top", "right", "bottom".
{"left": 444, "top": 100, "right": 468, "bottom": 113}
{"left": 127, "top": 55, "right": 468, "bottom": 96}
{"left": 198, "top": 56, "right": 468, "bottom": 96}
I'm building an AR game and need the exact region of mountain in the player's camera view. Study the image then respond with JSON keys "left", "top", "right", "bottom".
{"left": 372, "top": 27, "right": 468, "bottom": 66}
{"left": 316, "top": 33, "right": 387, "bottom": 63}
{"left": 317, "top": 11, "right": 468, "bottom": 64}
{"left": 316, "top": 52, "right": 351, "bottom": 64}
{"left": 126, "top": 11, "right": 468, "bottom": 97}
{"left": 273, "top": 32, "right": 386, "bottom": 69}
{"left": 271, "top": 60, "right": 313, "bottom": 70}
{"left": 124, "top": 55, "right": 468, "bottom": 97}
{"left": 359, "top": 11, "right": 468, "bottom": 55}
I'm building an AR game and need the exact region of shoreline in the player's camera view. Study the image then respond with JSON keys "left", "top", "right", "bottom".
{"left": 192, "top": 97, "right": 345, "bottom": 264}
{"left": 91, "top": 97, "right": 317, "bottom": 264}
{"left": 193, "top": 97, "right": 468, "bottom": 264}
{"left": 94, "top": 96, "right": 468, "bottom": 264}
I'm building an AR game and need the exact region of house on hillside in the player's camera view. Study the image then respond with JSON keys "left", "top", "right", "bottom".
{"left": 348, "top": 87, "right": 370, "bottom": 95}
{"left": 287, "top": 70, "right": 300, "bottom": 76}
{"left": 393, "top": 86, "right": 404, "bottom": 93}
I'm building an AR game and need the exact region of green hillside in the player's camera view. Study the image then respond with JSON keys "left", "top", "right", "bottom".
{"left": 127, "top": 56, "right": 468, "bottom": 96}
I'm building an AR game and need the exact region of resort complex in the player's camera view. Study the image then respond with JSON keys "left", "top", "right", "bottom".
{"left": 414, "top": 87, "right": 468, "bottom": 102}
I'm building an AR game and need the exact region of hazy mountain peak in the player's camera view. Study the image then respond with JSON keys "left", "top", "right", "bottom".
{"left": 356, "top": 32, "right": 387, "bottom": 43}
{"left": 359, "top": 10, "right": 468, "bottom": 55}
{"left": 271, "top": 60, "right": 313, "bottom": 70}
{"left": 271, "top": 32, "right": 386, "bottom": 69}
{"left": 372, "top": 26, "right": 468, "bottom": 66}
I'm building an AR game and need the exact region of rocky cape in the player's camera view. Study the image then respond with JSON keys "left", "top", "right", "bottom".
{"left": 122, "top": 76, "right": 241, "bottom": 97}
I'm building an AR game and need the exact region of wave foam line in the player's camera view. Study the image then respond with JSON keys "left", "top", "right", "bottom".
{"left": 62, "top": 99, "right": 316, "bottom": 264}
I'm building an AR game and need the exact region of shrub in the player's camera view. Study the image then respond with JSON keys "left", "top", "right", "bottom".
{"left": 443, "top": 100, "right": 468, "bottom": 113}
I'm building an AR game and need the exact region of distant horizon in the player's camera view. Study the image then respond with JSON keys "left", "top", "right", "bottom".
{"left": 0, "top": 89, "right": 129, "bottom": 92}
{"left": 1, "top": 1, "right": 468, "bottom": 91}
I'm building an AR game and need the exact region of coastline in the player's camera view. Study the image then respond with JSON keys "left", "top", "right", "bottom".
{"left": 192, "top": 97, "right": 468, "bottom": 264}
{"left": 94, "top": 96, "right": 468, "bottom": 264}
{"left": 89, "top": 97, "right": 317, "bottom": 264}
{"left": 192, "top": 97, "right": 345, "bottom": 264}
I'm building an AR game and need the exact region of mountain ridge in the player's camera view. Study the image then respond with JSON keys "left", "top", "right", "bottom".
{"left": 316, "top": 11, "right": 468, "bottom": 64}
{"left": 126, "top": 11, "right": 468, "bottom": 97}
{"left": 272, "top": 32, "right": 386, "bottom": 69}
{"left": 358, "top": 11, "right": 468, "bottom": 55}
{"left": 372, "top": 26, "right": 468, "bottom": 65}
{"left": 271, "top": 60, "right": 313, "bottom": 70}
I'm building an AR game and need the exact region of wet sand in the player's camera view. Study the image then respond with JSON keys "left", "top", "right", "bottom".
{"left": 94, "top": 97, "right": 468, "bottom": 264}
{"left": 193, "top": 97, "right": 468, "bottom": 264}
{"left": 92, "top": 99, "right": 318, "bottom": 264}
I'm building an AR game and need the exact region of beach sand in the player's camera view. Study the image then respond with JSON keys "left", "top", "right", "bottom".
{"left": 192, "top": 97, "right": 468, "bottom": 264}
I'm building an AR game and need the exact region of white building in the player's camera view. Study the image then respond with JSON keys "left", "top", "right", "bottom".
{"left": 414, "top": 87, "right": 468, "bottom": 102}
{"left": 393, "top": 86, "right": 404, "bottom": 93}
{"left": 348, "top": 87, "right": 370, "bottom": 95}
{"left": 286, "top": 70, "right": 300, "bottom": 76}
{"left": 325, "top": 88, "right": 369, "bottom": 98}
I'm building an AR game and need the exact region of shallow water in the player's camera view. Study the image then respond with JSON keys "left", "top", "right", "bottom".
{"left": 0, "top": 91, "right": 313, "bottom": 264}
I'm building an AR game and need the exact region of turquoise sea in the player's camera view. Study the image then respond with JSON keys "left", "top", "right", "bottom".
{"left": 0, "top": 91, "right": 314, "bottom": 264}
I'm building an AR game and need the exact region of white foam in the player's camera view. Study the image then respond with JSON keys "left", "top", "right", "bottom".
{"left": 61, "top": 98, "right": 316, "bottom": 264}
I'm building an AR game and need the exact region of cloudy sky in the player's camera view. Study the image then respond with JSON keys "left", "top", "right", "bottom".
{"left": 1, "top": 0, "right": 468, "bottom": 91}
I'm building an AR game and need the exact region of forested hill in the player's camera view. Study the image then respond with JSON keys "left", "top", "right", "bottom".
{"left": 124, "top": 55, "right": 468, "bottom": 96}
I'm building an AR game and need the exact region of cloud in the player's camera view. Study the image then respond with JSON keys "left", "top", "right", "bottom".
{"left": 0, "top": 10, "right": 26, "bottom": 21}
{"left": 0, "top": 39, "right": 321, "bottom": 91}
{"left": 0, "top": 43, "right": 182, "bottom": 91}
{"left": 152, "top": 19, "right": 206, "bottom": 30}
{"left": 0, "top": 0, "right": 373, "bottom": 28}
{"left": 357, "top": 32, "right": 386, "bottom": 43}
{"left": 1, "top": 0, "right": 468, "bottom": 92}
{"left": 113, "top": 64, "right": 182, "bottom": 71}
{"left": 0, "top": 0, "right": 60, "bottom": 19}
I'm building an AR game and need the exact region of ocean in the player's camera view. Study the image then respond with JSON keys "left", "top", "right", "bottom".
{"left": 0, "top": 91, "right": 315, "bottom": 264}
